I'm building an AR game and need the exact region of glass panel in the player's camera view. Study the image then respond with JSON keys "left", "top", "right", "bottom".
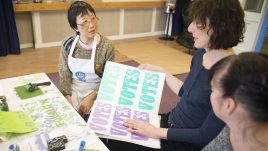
{"left": 244, "top": 0, "right": 264, "bottom": 13}
{"left": 13, "top": 0, "right": 33, "bottom": 4}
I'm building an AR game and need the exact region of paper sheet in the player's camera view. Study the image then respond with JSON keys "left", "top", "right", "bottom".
{"left": 0, "top": 111, "right": 38, "bottom": 133}
{"left": 14, "top": 85, "right": 43, "bottom": 100}
{"left": 88, "top": 61, "right": 165, "bottom": 148}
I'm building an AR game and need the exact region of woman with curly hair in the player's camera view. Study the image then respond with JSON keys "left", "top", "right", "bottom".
{"left": 106, "top": 0, "right": 245, "bottom": 150}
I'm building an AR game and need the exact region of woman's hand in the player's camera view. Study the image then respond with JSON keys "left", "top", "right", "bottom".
{"left": 123, "top": 119, "right": 167, "bottom": 139}
{"left": 65, "top": 95, "right": 73, "bottom": 106}
{"left": 79, "top": 92, "right": 97, "bottom": 116}
{"left": 138, "top": 64, "right": 167, "bottom": 73}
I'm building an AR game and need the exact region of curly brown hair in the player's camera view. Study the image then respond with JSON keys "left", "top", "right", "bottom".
{"left": 188, "top": 0, "right": 245, "bottom": 50}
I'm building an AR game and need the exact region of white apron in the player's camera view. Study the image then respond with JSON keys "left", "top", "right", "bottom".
{"left": 68, "top": 35, "right": 101, "bottom": 111}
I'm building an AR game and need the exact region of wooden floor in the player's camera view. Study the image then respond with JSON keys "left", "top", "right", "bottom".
{"left": 0, "top": 36, "right": 189, "bottom": 79}
{"left": 1, "top": 35, "right": 267, "bottom": 79}
{"left": 115, "top": 37, "right": 191, "bottom": 74}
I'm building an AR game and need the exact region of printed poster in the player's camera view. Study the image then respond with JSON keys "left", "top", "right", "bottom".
{"left": 87, "top": 61, "right": 165, "bottom": 148}
{"left": 21, "top": 96, "right": 85, "bottom": 132}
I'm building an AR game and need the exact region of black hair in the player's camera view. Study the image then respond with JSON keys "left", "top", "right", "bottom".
{"left": 209, "top": 52, "right": 268, "bottom": 122}
{"left": 67, "top": 1, "right": 96, "bottom": 32}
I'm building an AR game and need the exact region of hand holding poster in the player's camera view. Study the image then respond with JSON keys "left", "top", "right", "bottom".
{"left": 87, "top": 61, "right": 165, "bottom": 148}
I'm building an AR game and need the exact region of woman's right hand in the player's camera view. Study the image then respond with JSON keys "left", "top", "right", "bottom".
{"left": 65, "top": 95, "right": 73, "bottom": 107}
{"left": 123, "top": 119, "right": 168, "bottom": 139}
{"left": 138, "top": 64, "right": 167, "bottom": 73}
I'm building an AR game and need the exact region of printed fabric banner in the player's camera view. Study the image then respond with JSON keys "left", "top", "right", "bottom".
{"left": 21, "top": 96, "right": 85, "bottom": 132}
{"left": 87, "top": 61, "right": 166, "bottom": 148}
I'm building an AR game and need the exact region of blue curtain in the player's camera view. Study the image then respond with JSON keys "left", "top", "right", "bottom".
{"left": 0, "top": 0, "right": 20, "bottom": 56}
{"left": 172, "top": 0, "right": 190, "bottom": 36}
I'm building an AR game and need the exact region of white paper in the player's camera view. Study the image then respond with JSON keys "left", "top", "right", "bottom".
{"left": 88, "top": 61, "right": 166, "bottom": 148}
{"left": 0, "top": 73, "right": 109, "bottom": 151}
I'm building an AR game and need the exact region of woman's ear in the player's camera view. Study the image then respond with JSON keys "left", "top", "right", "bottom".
{"left": 72, "top": 28, "right": 80, "bottom": 35}
{"left": 223, "top": 98, "right": 237, "bottom": 115}
{"left": 74, "top": 28, "right": 79, "bottom": 35}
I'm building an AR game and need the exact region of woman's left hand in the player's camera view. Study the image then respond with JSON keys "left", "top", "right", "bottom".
{"left": 123, "top": 119, "right": 167, "bottom": 139}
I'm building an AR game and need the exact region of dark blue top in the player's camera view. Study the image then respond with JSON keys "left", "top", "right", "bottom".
{"left": 167, "top": 49, "right": 224, "bottom": 145}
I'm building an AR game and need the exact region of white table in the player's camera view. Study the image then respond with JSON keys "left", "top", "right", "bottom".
{"left": 0, "top": 73, "right": 109, "bottom": 151}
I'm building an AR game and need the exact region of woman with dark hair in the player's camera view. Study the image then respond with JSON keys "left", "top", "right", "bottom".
{"left": 106, "top": 0, "right": 245, "bottom": 151}
{"left": 58, "top": 1, "right": 114, "bottom": 118}
{"left": 204, "top": 52, "right": 268, "bottom": 151}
